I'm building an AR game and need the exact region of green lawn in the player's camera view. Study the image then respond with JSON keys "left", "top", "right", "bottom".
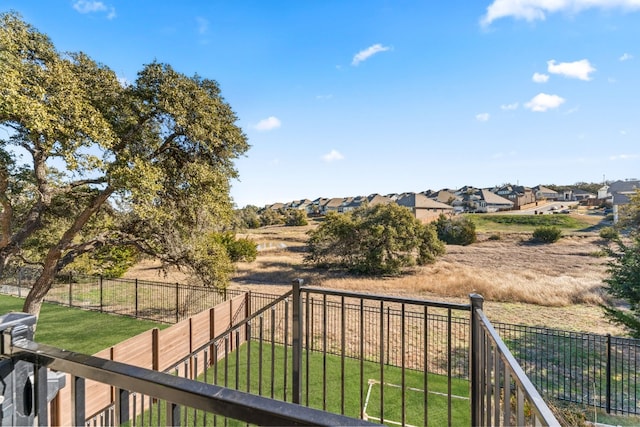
{"left": 0, "top": 294, "right": 166, "bottom": 354}
{"left": 134, "top": 342, "right": 471, "bottom": 426}
{"left": 467, "top": 213, "right": 596, "bottom": 233}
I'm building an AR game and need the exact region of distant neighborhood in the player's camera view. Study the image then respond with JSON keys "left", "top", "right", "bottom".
{"left": 261, "top": 179, "right": 640, "bottom": 224}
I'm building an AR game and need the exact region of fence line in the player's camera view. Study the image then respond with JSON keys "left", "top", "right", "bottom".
{"left": 1, "top": 269, "right": 639, "bottom": 415}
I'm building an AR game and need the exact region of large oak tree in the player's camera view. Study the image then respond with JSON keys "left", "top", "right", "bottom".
{"left": 0, "top": 13, "right": 249, "bottom": 317}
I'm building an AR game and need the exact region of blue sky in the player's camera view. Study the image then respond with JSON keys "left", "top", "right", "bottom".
{"left": 3, "top": 1, "right": 640, "bottom": 207}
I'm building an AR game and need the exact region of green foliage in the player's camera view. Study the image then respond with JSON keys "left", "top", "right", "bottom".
{"left": 617, "top": 189, "right": 640, "bottom": 230}
{"left": 284, "top": 209, "right": 308, "bottom": 226}
{"left": 472, "top": 214, "right": 581, "bottom": 227}
{"left": 532, "top": 226, "right": 562, "bottom": 243}
{"left": 599, "top": 227, "right": 619, "bottom": 240}
{"left": 1, "top": 13, "right": 249, "bottom": 314}
{"left": 232, "top": 205, "right": 261, "bottom": 229}
{"left": 210, "top": 232, "right": 257, "bottom": 263}
{"left": 66, "top": 245, "right": 138, "bottom": 278}
{"left": 259, "top": 208, "right": 285, "bottom": 226}
{"left": 435, "top": 214, "right": 477, "bottom": 245}
{"left": 306, "top": 204, "right": 445, "bottom": 275}
{"left": 602, "top": 236, "right": 640, "bottom": 338}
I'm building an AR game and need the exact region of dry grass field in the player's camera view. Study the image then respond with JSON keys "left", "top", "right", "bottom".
{"left": 126, "top": 213, "right": 628, "bottom": 336}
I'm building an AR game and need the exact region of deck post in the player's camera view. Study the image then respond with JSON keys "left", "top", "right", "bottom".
{"left": 470, "top": 293, "right": 484, "bottom": 427}
{"left": 292, "top": 278, "right": 304, "bottom": 404}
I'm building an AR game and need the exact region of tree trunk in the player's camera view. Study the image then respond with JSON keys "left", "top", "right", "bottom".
{"left": 22, "top": 186, "right": 114, "bottom": 319}
{"left": 22, "top": 247, "right": 60, "bottom": 317}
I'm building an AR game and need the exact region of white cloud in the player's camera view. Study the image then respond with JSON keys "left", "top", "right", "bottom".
{"left": 620, "top": 53, "right": 633, "bottom": 61}
{"left": 525, "top": 93, "right": 566, "bottom": 112}
{"left": 532, "top": 72, "right": 549, "bottom": 83}
{"left": 255, "top": 116, "right": 281, "bottom": 131}
{"left": 73, "top": 0, "right": 116, "bottom": 19}
{"left": 476, "top": 113, "right": 490, "bottom": 122}
{"left": 322, "top": 149, "right": 345, "bottom": 162}
{"left": 481, "top": 0, "right": 640, "bottom": 27}
{"left": 196, "top": 17, "right": 209, "bottom": 35}
{"left": 547, "top": 59, "right": 595, "bottom": 81}
{"left": 316, "top": 94, "right": 334, "bottom": 100}
{"left": 610, "top": 154, "right": 639, "bottom": 160}
{"left": 500, "top": 102, "right": 519, "bottom": 110}
{"left": 352, "top": 44, "right": 391, "bottom": 66}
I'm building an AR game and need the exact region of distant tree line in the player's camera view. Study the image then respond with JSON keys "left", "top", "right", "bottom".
{"left": 545, "top": 181, "right": 603, "bottom": 195}
{"left": 233, "top": 206, "right": 308, "bottom": 229}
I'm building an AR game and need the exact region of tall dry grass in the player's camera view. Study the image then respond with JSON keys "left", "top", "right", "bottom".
{"left": 313, "top": 262, "right": 606, "bottom": 307}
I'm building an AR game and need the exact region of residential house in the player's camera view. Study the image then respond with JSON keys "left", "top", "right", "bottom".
{"left": 532, "top": 185, "right": 560, "bottom": 201}
{"left": 570, "top": 189, "right": 596, "bottom": 201}
{"left": 493, "top": 185, "right": 536, "bottom": 210}
{"left": 367, "top": 193, "right": 393, "bottom": 206}
{"left": 308, "top": 198, "right": 328, "bottom": 216}
{"left": 606, "top": 180, "right": 640, "bottom": 223}
{"left": 461, "top": 189, "right": 513, "bottom": 213}
{"left": 431, "top": 189, "right": 459, "bottom": 205}
{"left": 320, "top": 197, "right": 345, "bottom": 215}
{"left": 266, "top": 202, "right": 285, "bottom": 211}
{"left": 289, "top": 199, "right": 312, "bottom": 211}
{"left": 340, "top": 196, "right": 365, "bottom": 212}
{"left": 396, "top": 192, "right": 454, "bottom": 222}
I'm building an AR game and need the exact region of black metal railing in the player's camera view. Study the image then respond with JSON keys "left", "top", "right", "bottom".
{"left": 470, "top": 294, "right": 559, "bottom": 426}
{"left": 3, "top": 269, "right": 638, "bottom": 416}
{"left": 111, "top": 280, "right": 556, "bottom": 426}
{"left": 0, "top": 282, "right": 560, "bottom": 425}
{"left": 0, "top": 331, "right": 375, "bottom": 426}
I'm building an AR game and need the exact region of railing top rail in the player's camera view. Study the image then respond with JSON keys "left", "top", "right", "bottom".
{"left": 302, "top": 286, "right": 472, "bottom": 311}
{"left": 4, "top": 336, "right": 376, "bottom": 427}
{"left": 475, "top": 307, "right": 560, "bottom": 427}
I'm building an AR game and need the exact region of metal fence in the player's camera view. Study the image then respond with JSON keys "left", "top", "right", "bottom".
{"left": 494, "top": 323, "right": 640, "bottom": 415}
{"left": 2, "top": 268, "right": 639, "bottom": 416}
{"left": 470, "top": 295, "right": 559, "bottom": 426}
{"left": 0, "top": 275, "right": 560, "bottom": 425}
{"left": 135, "top": 281, "right": 556, "bottom": 426}
{"left": 0, "top": 269, "right": 277, "bottom": 323}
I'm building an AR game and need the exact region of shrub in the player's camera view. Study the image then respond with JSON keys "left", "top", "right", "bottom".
{"left": 285, "top": 209, "right": 308, "bottom": 226}
{"left": 435, "top": 215, "right": 477, "bottom": 246}
{"left": 599, "top": 227, "right": 619, "bottom": 240}
{"left": 210, "top": 232, "right": 258, "bottom": 262}
{"left": 306, "top": 204, "right": 445, "bottom": 275}
{"left": 532, "top": 226, "right": 562, "bottom": 243}
{"left": 488, "top": 234, "right": 501, "bottom": 241}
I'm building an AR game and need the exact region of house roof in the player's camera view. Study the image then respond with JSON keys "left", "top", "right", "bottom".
{"left": 572, "top": 189, "right": 594, "bottom": 196}
{"left": 533, "top": 185, "right": 558, "bottom": 194}
{"left": 480, "top": 189, "right": 514, "bottom": 206}
{"left": 367, "top": 194, "right": 393, "bottom": 206}
{"left": 609, "top": 180, "right": 640, "bottom": 194}
{"left": 432, "top": 189, "right": 458, "bottom": 204}
{"left": 322, "top": 197, "right": 345, "bottom": 208}
{"left": 397, "top": 193, "right": 454, "bottom": 210}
